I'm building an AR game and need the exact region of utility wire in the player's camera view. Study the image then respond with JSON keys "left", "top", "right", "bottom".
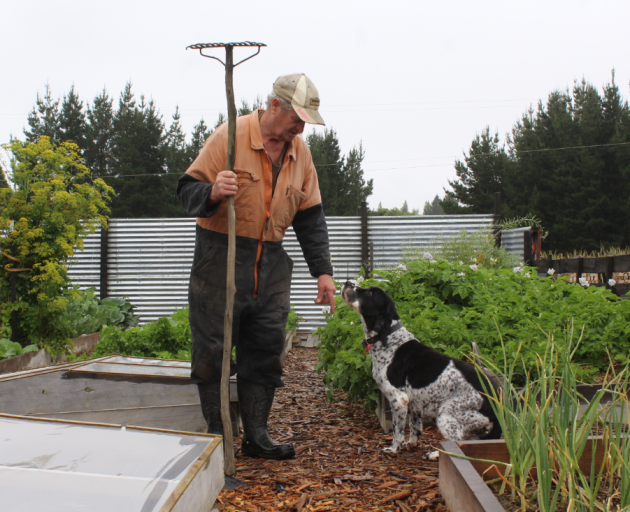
{"left": 61, "top": 141, "right": 630, "bottom": 179}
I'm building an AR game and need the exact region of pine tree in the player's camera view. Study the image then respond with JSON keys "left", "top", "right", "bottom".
{"left": 452, "top": 73, "right": 630, "bottom": 252}
{"left": 446, "top": 127, "right": 512, "bottom": 214}
{"left": 85, "top": 88, "right": 114, "bottom": 178}
{"left": 24, "top": 84, "right": 61, "bottom": 144}
{"left": 423, "top": 195, "right": 445, "bottom": 215}
{"left": 337, "top": 143, "right": 373, "bottom": 215}
{"left": 369, "top": 201, "right": 419, "bottom": 216}
{"left": 59, "top": 85, "right": 87, "bottom": 151}
{"left": 185, "top": 118, "right": 212, "bottom": 162}
{"left": 306, "top": 128, "right": 344, "bottom": 215}
{"left": 108, "top": 83, "right": 181, "bottom": 218}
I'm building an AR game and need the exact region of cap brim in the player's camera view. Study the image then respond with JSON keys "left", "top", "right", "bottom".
{"left": 292, "top": 102, "right": 325, "bottom": 126}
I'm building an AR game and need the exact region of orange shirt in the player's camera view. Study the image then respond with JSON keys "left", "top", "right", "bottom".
{"left": 185, "top": 109, "right": 322, "bottom": 243}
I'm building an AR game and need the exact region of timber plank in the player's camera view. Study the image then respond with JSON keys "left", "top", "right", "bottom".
{"left": 439, "top": 440, "right": 505, "bottom": 512}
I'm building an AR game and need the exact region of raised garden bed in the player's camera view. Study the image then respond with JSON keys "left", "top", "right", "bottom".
{"left": 0, "top": 355, "right": 240, "bottom": 435}
{"left": 439, "top": 435, "right": 618, "bottom": 512}
{"left": 0, "top": 333, "right": 101, "bottom": 375}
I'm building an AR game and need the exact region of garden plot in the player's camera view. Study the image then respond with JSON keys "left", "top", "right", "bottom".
{"left": 0, "top": 414, "right": 223, "bottom": 512}
{"left": 0, "top": 355, "right": 239, "bottom": 434}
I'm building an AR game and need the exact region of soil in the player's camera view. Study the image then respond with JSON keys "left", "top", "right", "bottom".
{"left": 215, "top": 347, "right": 449, "bottom": 512}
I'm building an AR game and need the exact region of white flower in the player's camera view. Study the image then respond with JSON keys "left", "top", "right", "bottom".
{"left": 608, "top": 279, "right": 616, "bottom": 287}
{"left": 471, "top": 257, "right": 477, "bottom": 263}
{"left": 469, "top": 264, "right": 478, "bottom": 271}
{"left": 490, "top": 258, "right": 498, "bottom": 263}
{"left": 397, "top": 264, "right": 407, "bottom": 271}
{"left": 513, "top": 266, "right": 523, "bottom": 273}
{"left": 525, "top": 273, "right": 531, "bottom": 278}
{"left": 458, "top": 261, "right": 464, "bottom": 266}
{"left": 423, "top": 252, "right": 433, "bottom": 260}
{"left": 356, "top": 276, "right": 364, "bottom": 285}
{"left": 547, "top": 268, "right": 556, "bottom": 276}
{"left": 350, "top": 321, "right": 354, "bottom": 325}
{"left": 578, "top": 277, "right": 589, "bottom": 288}
{"left": 322, "top": 306, "right": 331, "bottom": 314}
{"left": 457, "top": 272, "right": 466, "bottom": 277}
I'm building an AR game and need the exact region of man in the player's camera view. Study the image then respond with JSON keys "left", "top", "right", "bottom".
{"left": 177, "top": 73, "right": 335, "bottom": 460}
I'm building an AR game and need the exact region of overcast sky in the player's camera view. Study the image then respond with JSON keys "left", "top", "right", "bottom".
{"left": 2, "top": 0, "right": 629, "bottom": 212}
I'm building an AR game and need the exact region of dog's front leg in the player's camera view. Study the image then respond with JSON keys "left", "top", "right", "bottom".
{"left": 383, "top": 392, "right": 409, "bottom": 455}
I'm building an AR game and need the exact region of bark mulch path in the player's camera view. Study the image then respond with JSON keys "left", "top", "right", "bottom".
{"left": 215, "top": 347, "right": 450, "bottom": 512}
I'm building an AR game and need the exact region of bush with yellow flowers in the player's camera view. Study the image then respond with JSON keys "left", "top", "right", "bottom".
{"left": 0, "top": 136, "right": 113, "bottom": 354}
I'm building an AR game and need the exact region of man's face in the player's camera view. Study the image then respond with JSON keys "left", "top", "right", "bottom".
{"left": 272, "top": 101, "right": 306, "bottom": 142}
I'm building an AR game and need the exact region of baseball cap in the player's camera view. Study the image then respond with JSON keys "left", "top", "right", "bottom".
{"left": 273, "top": 73, "right": 325, "bottom": 126}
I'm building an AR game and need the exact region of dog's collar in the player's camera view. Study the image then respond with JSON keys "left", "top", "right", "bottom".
{"left": 362, "top": 321, "right": 403, "bottom": 353}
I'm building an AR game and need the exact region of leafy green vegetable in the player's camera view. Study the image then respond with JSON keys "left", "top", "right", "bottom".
{"left": 316, "top": 257, "right": 630, "bottom": 410}
{"left": 286, "top": 306, "right": 304, "bottom": 332}
{"left": 0, "top": 338, "right": 38, "bottom": 360}
{"left": 94, "top": 308, "right": 191, "bottom": 360}
{"left": 60, "top": 287, "right": 139, "bottom": 337}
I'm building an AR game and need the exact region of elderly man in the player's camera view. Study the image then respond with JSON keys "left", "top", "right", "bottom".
{"left": 177, "top": 73, "right": 335, "bottom": 460}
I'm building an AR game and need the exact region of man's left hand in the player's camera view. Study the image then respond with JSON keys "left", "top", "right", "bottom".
{"left": 314, "top": 274, "right": 336, "bottom": 313}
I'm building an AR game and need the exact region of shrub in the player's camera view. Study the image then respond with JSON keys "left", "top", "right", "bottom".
{"left": 0, "top": 137, "right": 112, "bottom": 353}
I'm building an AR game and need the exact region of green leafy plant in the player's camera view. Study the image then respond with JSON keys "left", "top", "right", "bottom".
{"left": 0, "top": 137, "right": 112, "bottom": 354}
{"left": 0, "top": 338, "right": 38, "bottom": 360}
{"left": 60, "top": 287, "right": 138, "bottom": 337}
{"left": 286, "top": 306, "right": 304, "bottom": 332}
{"left": 402, "top": 227, "right": 521, "bottom": 270}
{"left": 93, "top": 307, "right": 191, "bottom": 359}
{"left": 317, "top": 256, "right": 630, "bottom": 410}
{"left": 468, "top": 328, "right": 630, "bottom": 512}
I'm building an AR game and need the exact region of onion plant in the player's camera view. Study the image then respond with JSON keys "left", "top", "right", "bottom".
{"left": 475, "top": 321, "right": 630, "bottom": 512}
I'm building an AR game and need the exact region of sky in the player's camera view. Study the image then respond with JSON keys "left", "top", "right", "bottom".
{"left": 2, "top": 0, "right": 630, "bottom": 212}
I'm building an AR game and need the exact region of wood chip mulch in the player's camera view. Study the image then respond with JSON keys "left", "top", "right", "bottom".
{"left": 215, "top": 347, "right": 449, "bottom": 512}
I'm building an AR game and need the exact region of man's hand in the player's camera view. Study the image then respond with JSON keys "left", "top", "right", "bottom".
{"left": 209, "top": 170, "right": 239, "bottom": 203}
{"left": 314, "top": 274, "right": 336, "bottom": 313}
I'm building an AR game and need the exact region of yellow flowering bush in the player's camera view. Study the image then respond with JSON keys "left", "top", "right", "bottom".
{"left": 0, "top": 137, "right": 113, "bottom": 353}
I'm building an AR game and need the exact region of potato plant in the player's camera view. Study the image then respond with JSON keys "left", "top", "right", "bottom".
{"left": 316, "top": 257, "right": 630, "bottom": 410}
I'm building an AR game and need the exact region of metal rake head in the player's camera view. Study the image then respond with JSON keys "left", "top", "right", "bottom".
{"left": 186, "top": 41, "right": 267, "bottom": 67}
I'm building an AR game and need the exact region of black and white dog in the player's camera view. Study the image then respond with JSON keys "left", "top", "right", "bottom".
{"left": 342, "top": 281, "right": 502, "bottom": 454}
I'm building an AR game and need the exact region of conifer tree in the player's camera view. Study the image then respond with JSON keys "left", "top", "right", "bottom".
{"left": 306, "top": 128, "right": 344, "bottom": 215}
{"left": 423, "top": 195, "right": 445, "bottom": 215}
{"left": 337, "top": 143, "right": 373, "bottom": 215}
{"left": 24, "top": 84, "right": 61, "bottom": 144}
{"left": 447, "top": 73, "right": 630, "bottom": 252}
{"left": 59, "top": 85, "right": 87, "bottom": 151}
{"left": 85, "top": 88, "right": 114, "bottom": 178}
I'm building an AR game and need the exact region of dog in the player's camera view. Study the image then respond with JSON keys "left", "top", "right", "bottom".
{"left": 341, "top": 281, "right": 502, "bottom": 454}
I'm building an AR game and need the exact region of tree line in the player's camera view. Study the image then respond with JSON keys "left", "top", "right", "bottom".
{"left": 444, "top": 73, "right": 630, "bottom": 252}
{"left": 4, "top": 84, "right": 373, "bottom": 218}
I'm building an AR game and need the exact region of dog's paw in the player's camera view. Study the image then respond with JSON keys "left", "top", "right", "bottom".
{"left": 403, "top": 438, "right": 418, "bottom": 451}
{"left": 422, "top": 450, "right": 440, "bottom": 461}
{"left": 382, "top": 446, "right": 399, "bottom": 456}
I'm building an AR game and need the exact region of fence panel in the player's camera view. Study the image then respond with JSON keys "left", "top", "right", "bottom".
{"left": 68, "top": 215, "right": 493, "bottom": 330}
{"left": 369, "top": 215, "right": 494, "bottom": 269}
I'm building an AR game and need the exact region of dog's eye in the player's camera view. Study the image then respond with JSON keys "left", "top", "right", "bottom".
{"left": 368, "top": 291, "right": 372, "bottom": 296}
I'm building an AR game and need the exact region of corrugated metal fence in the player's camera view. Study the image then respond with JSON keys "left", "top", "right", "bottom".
{"left": 68, "top": 215, "right": 493, "bottom": 331}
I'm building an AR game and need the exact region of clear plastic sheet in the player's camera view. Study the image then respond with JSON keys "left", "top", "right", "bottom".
{"left": 72, "top": 362, "right": 191, "bottom": 378}
{"left": 101, "top": 356, "right": 191, "bottom": 368}
{"left": 0, "top": 416, "right": 216, "bottom": 511}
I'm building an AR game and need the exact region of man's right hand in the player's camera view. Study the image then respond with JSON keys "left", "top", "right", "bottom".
{"left": 209, "top": 170, "right": 239, "bottom": 204}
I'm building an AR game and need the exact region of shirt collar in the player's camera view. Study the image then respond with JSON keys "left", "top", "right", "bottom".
{"left": 250, "top": 108, "right": 297, "bottom": 161}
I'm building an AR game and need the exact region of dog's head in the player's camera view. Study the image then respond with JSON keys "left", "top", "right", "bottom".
{"left": 341, "top": 280, "right": 400, "bottom": 346}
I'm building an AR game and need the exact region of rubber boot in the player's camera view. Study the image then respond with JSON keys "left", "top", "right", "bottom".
{"left": 197, "top": 382, "right": 223, "bottom": 436}
{"left": 238, "top": 378, "right": 295, "bottom": 460}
